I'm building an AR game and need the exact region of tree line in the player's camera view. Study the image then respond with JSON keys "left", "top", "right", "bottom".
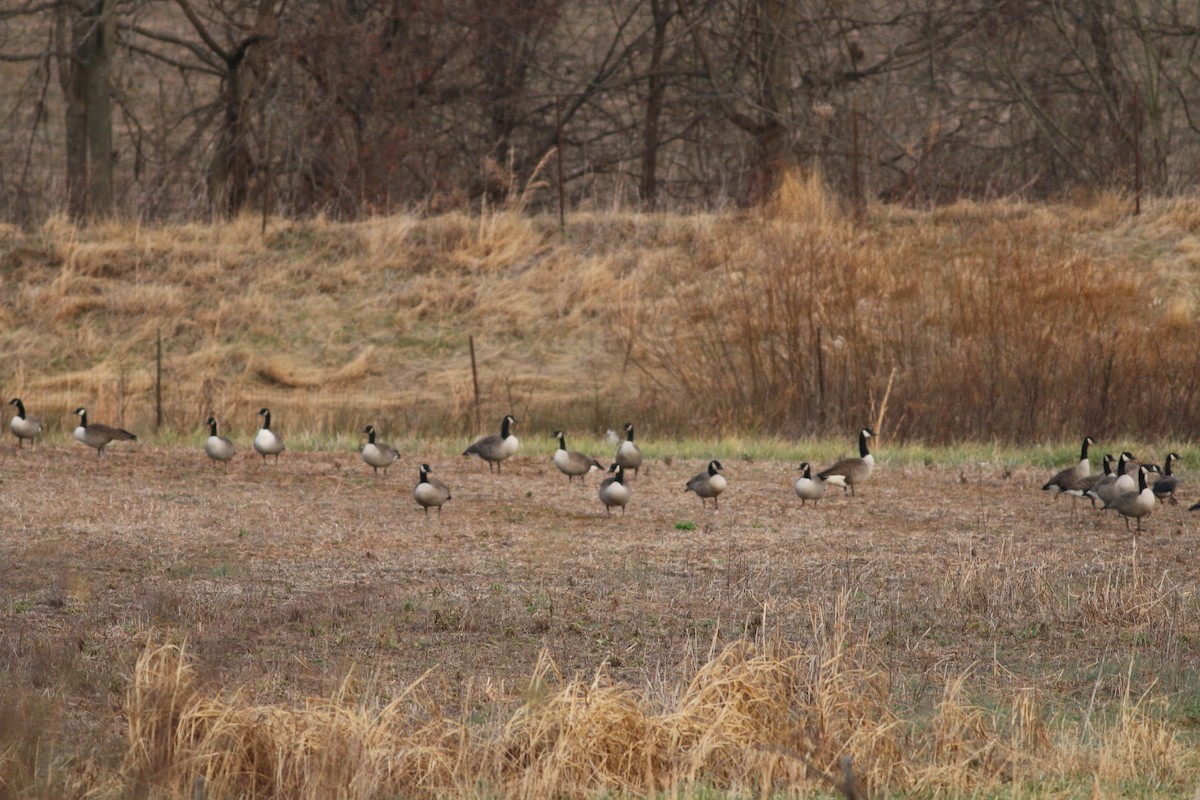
{"left": 2, "top": 0, "right": 1198, "bottom": 224}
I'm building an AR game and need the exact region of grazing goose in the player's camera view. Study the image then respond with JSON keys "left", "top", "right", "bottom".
{"left": 598, "top": 463, "right": 631, "bottom": 516}
{"left": 463, "top": 415, "right": 519, "bottom": 472}
{"left": 1077, "top": 454, "right": 1116, "bottom": 507}
{"left": 361, "top": 425, "right": 400, "bottom": 476}
{"left": 413, "top": 463, "right": 451, "bottom": 515}
{"left": 253, "top": 407, "right": 285, "bottom": 463}
{"left": 615, "top": 422, "right": 643, "bottom": 477}
{"left": 818, "top": 428, "right": 876, "bottom": 496}
{"left": 203, "top": 417, "right": 236, "bottom": 467}
{"left": 1102, "top": 464, "right": 1159, "bottom": 532}
{"left": 1041, "top": 436, "right": 1096, "bottom": 498}
{"left": 1151, "top": 452, "right": 1181, "bottom": 504}
{"left": 794, "top": 462, "right": 826, "bottom": 506}
{"left": 73, "top": 407, "right": 136, "bottom": 457}
{"left": 8, "top": 398, "right": 42, "bottom": 448}
{"left": 1085, "top": 451, "right": 1138, "bottom": 507}
{"left": 552, "top": 431, "right": 603, "bottom": 483}
{"left": 686, "top": 460, "right": 728, "bottom": 509}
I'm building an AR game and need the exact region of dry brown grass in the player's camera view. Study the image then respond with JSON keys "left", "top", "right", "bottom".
{"left": 4, "top": 184, "right": 1200, "bottom": 442}
{"left": 1, "top": 446, "right": 1198, "bottom": 798}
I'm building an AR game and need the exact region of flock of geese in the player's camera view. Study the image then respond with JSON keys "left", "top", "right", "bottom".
{"left": 8, "top": 399, "right": 878, "bottom": 517}
{"left": 1040, "top": 436, "right": 1196, "bottom": 530}
{"left": 9, "top": 398, "right": 1195, "bottom": 526}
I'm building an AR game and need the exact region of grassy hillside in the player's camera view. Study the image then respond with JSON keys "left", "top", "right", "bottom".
{"left": 3, "top": 176, "right": 1199, "bottom": 444}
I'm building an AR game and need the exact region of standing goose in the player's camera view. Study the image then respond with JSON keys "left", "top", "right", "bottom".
{"left": 361, "top": 425, "right": 400, "bottom": 476}
{"left": 686, "top": 460, "right": 728, "bottom": 509}
{"left": 818, "top": 428, "right": 876, "bottom": 497}
{"left": 1077, "top": 454, "right": 1116, "bottom": 507}
{"left": 552, "top": 431, "right": 603, "bottom": 483}
{"left": 413, "top": 463, "right": 451, "bottom": 515}
{"left": 204, "top": 416, "right": 236, "bottom": 467}
{"left": 794, "top": 462, "right": 826, "bottom": 506}
{"left": 615, "top": 422, "right": 643, "bottom": 477}
{"left": 1102, "top": 464, "right": 1159, "bottom": 532}
{"left": 463, "top": 415, "right": 519, "bottom": 472}
{"left": 1041, "top": 436, "right": 1096, "bottom": 497}
{"left": 1151, "top": 452, "right": 1181, "bottom": 505}
{"left": 253, "top": 407, "right": 286, "bottom": 463}
{"left": 598, "top": 463, "right": 631, "bottom": 516}
{"left": 73, "top": 407, "right": 136, "bottom": 457}
{"left": 1084, "top": 451, "right": 1138, "bottom": 507}
{"left": 8, "top": 398, "right": 42, "bottom": 448}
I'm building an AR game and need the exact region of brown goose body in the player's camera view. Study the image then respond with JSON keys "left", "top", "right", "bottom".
{"left": 1102, "top": 465, "right": 1158, "bottom": 532}
{"left": 818, "top": 428, "right": 876, "bottom": 497}
{"left": 253, "top": 407, "right": 285, "bottom": 463}
{"left": 685, "top": 460, "right": 727, "bottom": 509}
{"left": 1084, "top": 452, "right": 1138, "bottom": 506}
{"left": 598, "top": 463, "right": 631, "bottom": 516}
{"left": 463, "top": 415, "right": 519, "bottom": 472}
{"left": 9, "top": 398, "right": 42, "bottom": 448}
{"left": 614, "top": 422, "right": 643, "bottom": 477}
{"left": 1151, "top": 452, "right": 1181, "bottom": 504}
{"left": 361, "top": 425, "right": 400, "bottom": 476}
{"left": 1041, "top": 436, "right": 1095, "bottom": 496}
{"left": 794, "top": 462, "right": 825, "bottom": 506}
{"left": 204, "top": 417, "right": 236, "bottom": 466}
{"left": 414, "top": 464, "right": 451, "bottom": 515}
{"left": 552, "top": 431, "right": 603, "bottom": 483}
{"left": 73, "top": 407, "right": 136, "bottom": 457}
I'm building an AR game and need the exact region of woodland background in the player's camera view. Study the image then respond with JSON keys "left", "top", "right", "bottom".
{"left": 3, "top": 0, "right": 1200, "bottom": 223}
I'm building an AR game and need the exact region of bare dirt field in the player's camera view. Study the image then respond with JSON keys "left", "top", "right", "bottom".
{"left": 2, "top": 439, "right": 1198, "bottom": 796}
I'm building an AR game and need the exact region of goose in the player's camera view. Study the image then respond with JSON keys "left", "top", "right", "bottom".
{"left": 1151, "top": 452, "right": 1181, "bottom": 504}
{"left": 1102, "top": 464, "right": 1159, "bottom": 532}
{"left": 1085, "top": 451, "right": 1138, "bottom": 507}
{"left": 413, "top": 463, "right": 451, "bottom": 515}
{"left": 8, "top": 398, "right": 42, "bottom": 448}
{"left": 253, "top": 407, "right": 285, "bottom": 463}
{"left": 794, "top": 462, "right": 825, "bottom": 506}
{"left": 1077, "top": 454, "right": 1116, "bottom": 507}
{"left": 73, "top": 407, "right": 136, "bottom": 457}
{"left": 615, "top": 422, "right": 643, "bottom": 477}
{"left": 598, "top": 463, "right": 631, "bottom": 516}
{"left": 552, "top": 431, "right": 603, "bottom": 483}
{"left": 203, "top": 416, "right": 236, "bottom": 467}
{"left": 361, "top": 425, "right": 400, "bottom": 476}
{"left": 1041, "top": 436, "right": 1096, "bottom": 498}
{"left": 818, "top": 428, "right": 876, "bottom": 496}
{"left": 686, "top": 460, "right": 727, "bottom": 509}
{"left": 463, "top": 415, "right": 519, "bottom": 472}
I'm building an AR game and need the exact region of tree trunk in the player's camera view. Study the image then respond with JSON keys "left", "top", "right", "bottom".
{"left": 755, "top": 0, "right": 792, "bottom": 193}
{"left": 640, "top": 0, "right": 671, "bottom": 210}
{"left": 55, "top": 0, "right": 115, "bottom": 221}
{"left": 56, "top": 2, "right": 87, "bottom": 220}
{"left": 85, "top": 1, "right": 114, "bottom": 217}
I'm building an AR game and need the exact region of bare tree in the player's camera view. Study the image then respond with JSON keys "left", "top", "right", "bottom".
{"left": 56, "top": 0, "right": 115, "bottom": 219}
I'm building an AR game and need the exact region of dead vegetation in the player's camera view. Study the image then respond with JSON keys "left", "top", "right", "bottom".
{"left": 0, "top": 448, "right": 1198, "bottom": 798}
{"left": 3, "top": 179, "right": 1200, "bottom": 441}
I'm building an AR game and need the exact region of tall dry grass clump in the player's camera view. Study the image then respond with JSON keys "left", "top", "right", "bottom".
{"left": 4, "top": 191, "right": 1200, "bottom": 440}
{"left": 106, "top": 590, "right": 1199, "bottom": 799}
{"left": 619, "top": 174, "right": 1200, "bottom": 440}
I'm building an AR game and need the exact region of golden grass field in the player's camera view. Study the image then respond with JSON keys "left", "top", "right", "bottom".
{"left": 1, "top": 441, "right": 1199, "bottom": 797}
{"left": 3, "top": 181, "right": 1200, "bottom": 796}
{"left": 3, "top": 174, "right": 1200, "bottom": 443}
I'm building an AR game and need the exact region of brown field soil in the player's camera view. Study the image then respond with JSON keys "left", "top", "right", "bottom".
{"left": 2, "top": 440, "right": 1199, "bottom": 796}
